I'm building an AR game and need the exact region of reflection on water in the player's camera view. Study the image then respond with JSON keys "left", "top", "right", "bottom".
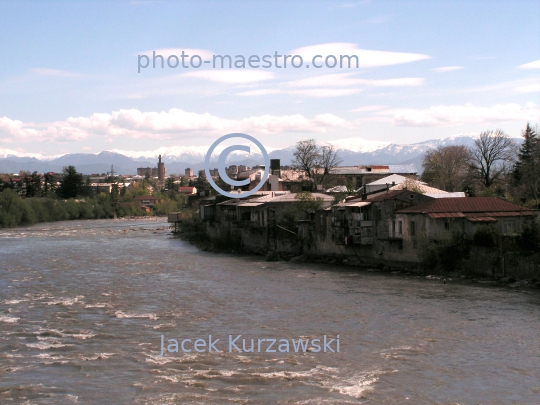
{"left": 1, "top": 218, "right": 539, "bottom": 404}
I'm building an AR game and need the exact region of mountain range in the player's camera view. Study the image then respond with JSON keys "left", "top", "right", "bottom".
{"left": 0, "top": 133, "right": 519, "bottom": 175}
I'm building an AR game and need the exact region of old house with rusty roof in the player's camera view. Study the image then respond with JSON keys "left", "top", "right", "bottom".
{"left": 395, "top": 197, "right": 539, "bottom": 243}
{"left": 324, "top": 164, "right": 418, "bottom": 189}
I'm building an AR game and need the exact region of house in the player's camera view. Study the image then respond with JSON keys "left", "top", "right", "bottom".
{"left": 395, "top": 197, "right": 539, "bottom": 242}
{"left": 363, "top": 174, "right": 466, "bottom": 198}
{"left": 324, "top": 164, "right": 417, "bottom": 189}
{"left": 134, "top": 195, "right": 160, "bottom": 207}
{"left": 178, "top": 186, "right": 197, "bottom": 195}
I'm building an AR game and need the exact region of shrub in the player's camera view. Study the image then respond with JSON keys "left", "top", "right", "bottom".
{"left": 473, "top": 225, "right": 500, "bottom": 247}
{"left": 416, "top": 231, "right": 469, "bottom": 273}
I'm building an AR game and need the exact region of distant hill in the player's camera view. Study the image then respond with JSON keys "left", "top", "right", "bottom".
{"left": 0, "top": 133, "right": 521, "bottom": 175}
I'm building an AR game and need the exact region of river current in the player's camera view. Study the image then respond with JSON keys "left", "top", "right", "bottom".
{"left": 1, "top": 218, "right": 539, "bottom": 404}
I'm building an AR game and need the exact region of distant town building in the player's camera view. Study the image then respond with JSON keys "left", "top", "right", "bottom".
{"left": 227, "top": 165, "right": 238, "bottom": 176}
{"left": 134, "top": 195, "right": 160, "bottom": 207}
{"left": 185, "top": 168, "right": 193, "bottom": 177}
{"left": 209, "top": 168, "right": 219, "bottom": 177}
{"left": 137, "top": 167, "right": 158, "bottom": 177}
{"left": 178, "top": 186, "right": 197, "bottom": 195}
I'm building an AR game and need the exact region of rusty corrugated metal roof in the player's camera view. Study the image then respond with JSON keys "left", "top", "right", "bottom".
{"left": 428, "top": 212, "right": 465, "bottom": 218}
{"left": 397, "top": 197, "right": 538, "bottom": 215}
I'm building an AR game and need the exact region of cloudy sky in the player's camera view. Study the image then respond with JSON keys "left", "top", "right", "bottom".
{"left": 1, "top": 0, "right": 539, "bottom": 156}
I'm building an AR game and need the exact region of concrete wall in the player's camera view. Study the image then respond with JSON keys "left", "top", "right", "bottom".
{"left": 463, "top": 246, "right": 540, "bottom": 279}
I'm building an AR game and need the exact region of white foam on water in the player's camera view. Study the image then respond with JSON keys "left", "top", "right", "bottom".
{"left": 159, "top": 375, "right": 181, "bottom": 383}
{"left": 84, "top": 303, "right": 111, "bottom": 308}
{"left": 152, "top": 323, "right": 175, "bottom": 329}
{"left": 70, "top": 332, "right": 96, "bottom": 339}
{"left": 145, "top": 354, "right": 174, "bottom": 365}
{"left": 294, "top": 398, "right": 358, "bottom": 405}
{"left": 45, "top": 296, "right": 84, "bottom": 306}
{"left": 82, "top": 353, "right": 117, "bottom": 361}
{"left": 25, "top": 341, "right": 73, "bottom": 350}
{"left": 115, "top": 310, "right": 158, "bottom": 320}
{"left": 4, "top": 299, "right": 28, "bottom": 304}
{"left": 328, "top": 374, "right": 378, "bottom": 398}
{"left": 0, "top": 315, "right": 20, "bottom": 323}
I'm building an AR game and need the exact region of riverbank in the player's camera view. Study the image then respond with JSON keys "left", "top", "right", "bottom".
{"left": 175, "top": 230, "right": 540, "bottom": 292}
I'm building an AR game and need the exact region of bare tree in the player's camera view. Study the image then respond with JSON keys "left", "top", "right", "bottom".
{"left": 468, "top": 129, "right": 515, "bottom": 188}
{"left": 422, "top": 145, "right": 470, "bottom": 191}
{"left": 292, "top": 139, "right": 320, "bottom": 180}
{"left": 318, "top": 144, "right": 343, "bottom": 184}
{"left": 291, "top": 140, "right": 342, "bottom": 185}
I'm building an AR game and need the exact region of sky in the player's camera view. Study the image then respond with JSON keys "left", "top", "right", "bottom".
{"left": 1, "top": 0, "right": 539, "bottom": 156}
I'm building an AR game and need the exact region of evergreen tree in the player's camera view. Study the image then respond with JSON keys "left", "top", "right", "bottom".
{"left": 513, "top": 122, "right": 539, "bottom": 202}
{"left": 57, "top": 166, "right": 84, "bottom": 199}
{"left": 25, "top": 171, "right": 42, "bottom": 198}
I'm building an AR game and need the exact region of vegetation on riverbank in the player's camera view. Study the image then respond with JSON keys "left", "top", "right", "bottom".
{"left": 0, "top": 166, "right": 189, "bottom": 228}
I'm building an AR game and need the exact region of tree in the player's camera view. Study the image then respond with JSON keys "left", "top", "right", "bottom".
{"left": 194, "top": 170, "right": 209, "bottom": 192}
{"left": 513, "top": 123, "right": 539, "bottom": 202}
{"left": 292, "top": 139, "right": 320, "bottom": 181}
{"left": 43, "top": 172, "right": 56, "bottom": 196}
{"left": 24, "top": 171, "right": 42, "bottom": 198}
{"left": 283, "top": 191, "right": 324, "bottom": 225}
{"left": 165, "top": 175, "right": 176, "bottom": 191}
{"left": 468, "top": 130, "right": 515, "bottom": 189}
{"left": 422, "top": 145, "right": 470, "bottom": 191}
{"left": 318, "top": 144, "right": 343, "bottom": 185}
{"left": 291, "top": 139, "right": 342, "bottom": 186}
{"left": 57, "top": 166, "right": 84, "bottom": 199}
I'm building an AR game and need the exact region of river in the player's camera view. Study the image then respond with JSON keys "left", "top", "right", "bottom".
{"left": 1, "top": 218, "right": 539, "bottom": 404}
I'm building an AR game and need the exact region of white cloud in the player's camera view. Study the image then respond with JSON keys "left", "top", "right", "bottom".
{"left": 0, "top": 109, "right": 354, "bottom": 142}
{"left": 237, "top": 73, "right": 422, "bottom": 98}
{"left": 0, "top": 117, "right": 40, "bottom": 141}
{"left": 377, "top": 102, "right": 540, "bottom": 127}
{"left": 518, "top": 60, "right": 540, "bottom": 69}
{"left": 285, "top": 73, "right": 423, "bottom": 88}
{"left": 290, "top": 43, "right": 431, "bottom": 68}
{"left": 368, "top": 78, "right": 424, "bottom": 87}
{"left": 291, "top": 88, "right": 362, "bottom": 98}
{"left": 236, "top": 89, "right": 281, "bottom": 96}
{"left": 236, "top": 87, "right": 362, "bottom": 98}
{"left": 515, "top": 83, "right": 540, "bottom": 93}
{"left": 183, "top": 70, "right": 274, "bottom": 83}
{"left": 431, "top": 66, "right": 464, "bottom": 73}
{"left": 350, "top": 105, "right": 386, "bottom": 112}
{"left": 283, "top": 73, "right": 359, "bottom": 88}
{"left": 30, "top": 68, "right": 83, "bottom": 78}
{"left": 138, "top": 48, "right": 214, "bottom": 60}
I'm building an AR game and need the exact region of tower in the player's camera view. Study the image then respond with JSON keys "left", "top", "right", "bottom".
{"left": 157, "top": 155, "right": 166, "bottom": 182}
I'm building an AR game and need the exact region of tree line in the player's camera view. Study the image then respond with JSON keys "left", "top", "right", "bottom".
{"left": 0, "top": 165, "right": 190, "bottom": 228}
{"left": 421, "top": 123, "right": 539, "bottom": 206}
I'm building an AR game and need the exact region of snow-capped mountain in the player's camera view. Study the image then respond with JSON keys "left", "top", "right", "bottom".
{"left": 0, "top": 133, "right": 522, "bottom": 174}
{"left": 108, "top": 142, "right": 277, "bottom": 163}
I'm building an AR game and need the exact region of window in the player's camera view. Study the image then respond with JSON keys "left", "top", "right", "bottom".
{"left": 504, "top": 221, "right": 515, "bottom": 234}
{"left": 410, "top": 221, "right": 416, "bottom": 236}
{"left": 444, "top": 221, "right": 450, "bottom": 230}
{"left": 392, "top": 220, "right": 396, "bottom": 236}
{"left": 398, "top": 221, "right": 403, "bottom": 235}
